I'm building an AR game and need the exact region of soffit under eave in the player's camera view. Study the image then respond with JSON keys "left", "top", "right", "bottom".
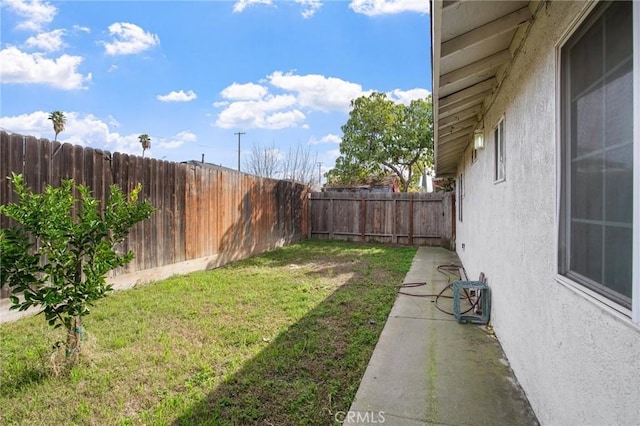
{"left": 433, "top": 0, "right": 533, "bottom": 177}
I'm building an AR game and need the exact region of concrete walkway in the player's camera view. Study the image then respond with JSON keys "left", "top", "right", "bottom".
{"left": 345, "top": 247, "right": 538, "bottom": 426}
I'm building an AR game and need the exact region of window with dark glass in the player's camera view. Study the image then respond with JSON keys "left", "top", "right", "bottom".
{"left": 559, "top": 1, "right": 634, "bottom": 308}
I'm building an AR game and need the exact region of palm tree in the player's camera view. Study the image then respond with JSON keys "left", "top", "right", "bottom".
{"left": 48, "top": 111, "right": 66, "bottom": 142}
{"left": 139, "top": 134, "right": 151, "bottom": 157}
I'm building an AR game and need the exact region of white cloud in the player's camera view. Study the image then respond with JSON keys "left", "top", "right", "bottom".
{"left": 157, "top": 140, "right": 182, "bottom": 149}
{"left": 107, "top": 115, "right": 120, "bottom": 128}
{"left": 216, "top": 94, "right": 304, "bottom": 129}
{"left": 233, "top": 0, "right": 272, "bottom": 13}
{"left": 349, "top": 0, "right": 429, "bottom": 16}
{"left": 388, "top": 88, "right": 431, "bottom": 105}
{"left": 4, "top": 0, "right": 57, "bottom": 31}
{"left": 24, "top": 29, "right": 66, "bottom": 52}
{"left": 101, "top": 22, "right": 160, "bottom": 56}
{"left": 268, "top": 71, "right": 365, "bottom": 112}
{"left": 233, "top": 0, "right": 320, "bottom": 17}
{"left": 72, "top": 25, "right": 90, "bottom": 33}
{"left": 215, "top": 71, "right": 367, "bottom": 130}
{"left": 221, "top": 82, "right": 268, "bottom": 101}
{"left": 158, "top": 130, "right": 197, "bottom": 149}
{"left": 214, "top": 71, "right": 430, "bottom": 131}
{"left": 0, "top": 111, "right": 50, "bottom": 135}
{"left": 175, "top": 130, "right": 196, "bottom": 142}
{"left": 310, "top": 133, "right": 342, "bottom": 145}
{"left": 296, "top": 0, "right": 322, "bottom": 18}
{"left": 63, "top": 114, "right": 125, "bottom": 148}
{"left": 0, "top": 46, "right": 91, "bottom": 90}
{"left": 0, "top": 111, "right": 142, "bottom": 155}
{"left": 264, "top": 110, "right": 306, "bottom": 129}
{"left": 0, "top": 112, "right": 197, "bottom": 156}
{"left": 108, "top": 64, "right": 118, "bottom": 72}
{"left": 156, "top": 89, "right": 197, "bottom": 102}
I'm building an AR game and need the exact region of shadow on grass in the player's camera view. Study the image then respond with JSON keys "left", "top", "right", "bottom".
{"left": 170, "top": 247, "right": 405, "bottom": 425}
{"left": 1, "top": 364, "right": 48, "bottom": 395}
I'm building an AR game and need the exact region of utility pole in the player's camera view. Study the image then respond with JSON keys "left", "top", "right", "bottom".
{"left": 234, "top": 131, "right": 245, "bottom": 171}
{"left": 317, "top": 162, "right": 322, "bottom": 187}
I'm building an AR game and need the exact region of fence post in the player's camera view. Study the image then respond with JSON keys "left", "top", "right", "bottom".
{"left": 307, "top": 192, "right": 312, "bottom": 239}
{"left": 328, "top": 196, "right": 334, "bottom": 240}
{"left": 409, "top": 193, "right": 414, "bottom": 246}
{"left": 360, "top": 196, "right": 366, "bottom": 242}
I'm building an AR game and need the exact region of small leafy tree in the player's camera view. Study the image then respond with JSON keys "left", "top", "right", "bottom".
{"left": 48, "top": 110, "right": 66, "bottom": 142}
{"left": 139, "top": 134, "right": 151, "bottom": 157}
{"left": 0, "top": 174, "right": 154, "bottom": 366}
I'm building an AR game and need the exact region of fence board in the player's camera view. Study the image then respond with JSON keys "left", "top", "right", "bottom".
{"left": 0, "top": 132, "right": 307, "bottom": 297}
{"left": 309, "top": 191, "right": 454, "bottom": 247}
{"left": 8, "top": 135, "right": 23, "bottom": 191}
{"left": 174, "top": 163, "right": 187, "bottom": 263}
{"left": 42, "top": 140, "right": 52, "bottom": 188}
{"left": 0, "top": 133, "right": 8, "bottom": 229}
{"left": 24, "top": 137, "right": 42, "bottom": 194}
{"left": 50, "top": 142, "right": 61, "bottom": 187}
{"left": 0, "top": 132, "right": 309, "bottom": 299}
{"left": 128, "top": 155, "right": 141, "bottom": 271}
{"left": 162, "top": 161, "right": 173, "bottom": 266}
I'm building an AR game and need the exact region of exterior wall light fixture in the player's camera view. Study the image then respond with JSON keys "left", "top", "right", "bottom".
{"left": 473, "top": 129, "right": 485, "bottom": 150}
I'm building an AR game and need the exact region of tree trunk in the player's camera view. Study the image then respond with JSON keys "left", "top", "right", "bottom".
{"left": 65, "top": 316, "right": 84, "bottom": 362}
{"left": 65, "top": 261, "right": 85, "bottom": 361}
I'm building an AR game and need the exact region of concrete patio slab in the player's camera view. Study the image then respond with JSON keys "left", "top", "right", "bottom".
{"left": 346, "top": 247, "right": 538, "bottom": 426}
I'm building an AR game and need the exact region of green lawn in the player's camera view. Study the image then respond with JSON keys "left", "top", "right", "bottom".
{"left": 0, "top": 240, "right": 416, "bottom": 425}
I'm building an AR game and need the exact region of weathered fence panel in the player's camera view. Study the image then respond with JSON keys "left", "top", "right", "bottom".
{"left": 0, "top": 132, "right": 308, "bottom": 298}
{"left": 309, "top": 191, "right": 454, "bottom": 247}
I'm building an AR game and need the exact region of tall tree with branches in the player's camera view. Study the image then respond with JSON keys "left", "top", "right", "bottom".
{"left": 244, "top": 142, "right": 319, "bottom": 187}
{"left": 281, "top": 143, "right": 318, "bottom": 186}
{"left": 329, "top": 92, "right": 433, "bottom": 192}
{"left": 139, "top": 134, "right": 151, "bottom": 158}
{"left": 48, "top": 111, "right": 66, "bottom": 142}
{"left": 244, "top": 142, "right": 280, "bottom": 179}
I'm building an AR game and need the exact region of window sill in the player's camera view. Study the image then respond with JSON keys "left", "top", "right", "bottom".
{"left": 493, "top": 177, "right": 506, "bottom": 184}
{"left": 554, "top": 274, "right": 640, "bottom": 332}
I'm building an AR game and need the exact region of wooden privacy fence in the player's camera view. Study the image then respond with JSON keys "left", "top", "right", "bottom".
{"left": 0, "top": 132, "right": 308, "bottom": 298}
{"left": 309, "top": 192, "right": 454, "bottom": 248}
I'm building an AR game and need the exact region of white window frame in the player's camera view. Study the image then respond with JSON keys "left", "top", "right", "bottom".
{"left": 458, "top": 172, "right": 464, "bottom": 222}
{"left": 555, "top": 0, "right": 639, "bottom": 325}
{"left": 633, "top": 0, "right": 639, "bottom": 324}
{"left": 494, "top": 117, "right": 506, "bottom": 183}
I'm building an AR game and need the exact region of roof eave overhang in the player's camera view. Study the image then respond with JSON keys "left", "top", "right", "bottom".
{"left": 432, "top": 0, "right": 533, "bottom": 177}
{"left": 432, "top": 0, "right": 443, "bottom": 176}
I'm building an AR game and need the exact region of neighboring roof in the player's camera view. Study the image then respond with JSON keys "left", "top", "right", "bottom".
{"left": 432, "top": 0, "right": 534, "bottom": 177}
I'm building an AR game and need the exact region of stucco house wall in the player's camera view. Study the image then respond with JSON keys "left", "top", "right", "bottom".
{"left": 454, "top": 2, "right": 640, "bottom": 425}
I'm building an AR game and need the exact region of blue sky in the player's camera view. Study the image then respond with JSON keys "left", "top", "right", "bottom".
{"left": 0, "top": 0, "right": 431, "bottom": 176}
